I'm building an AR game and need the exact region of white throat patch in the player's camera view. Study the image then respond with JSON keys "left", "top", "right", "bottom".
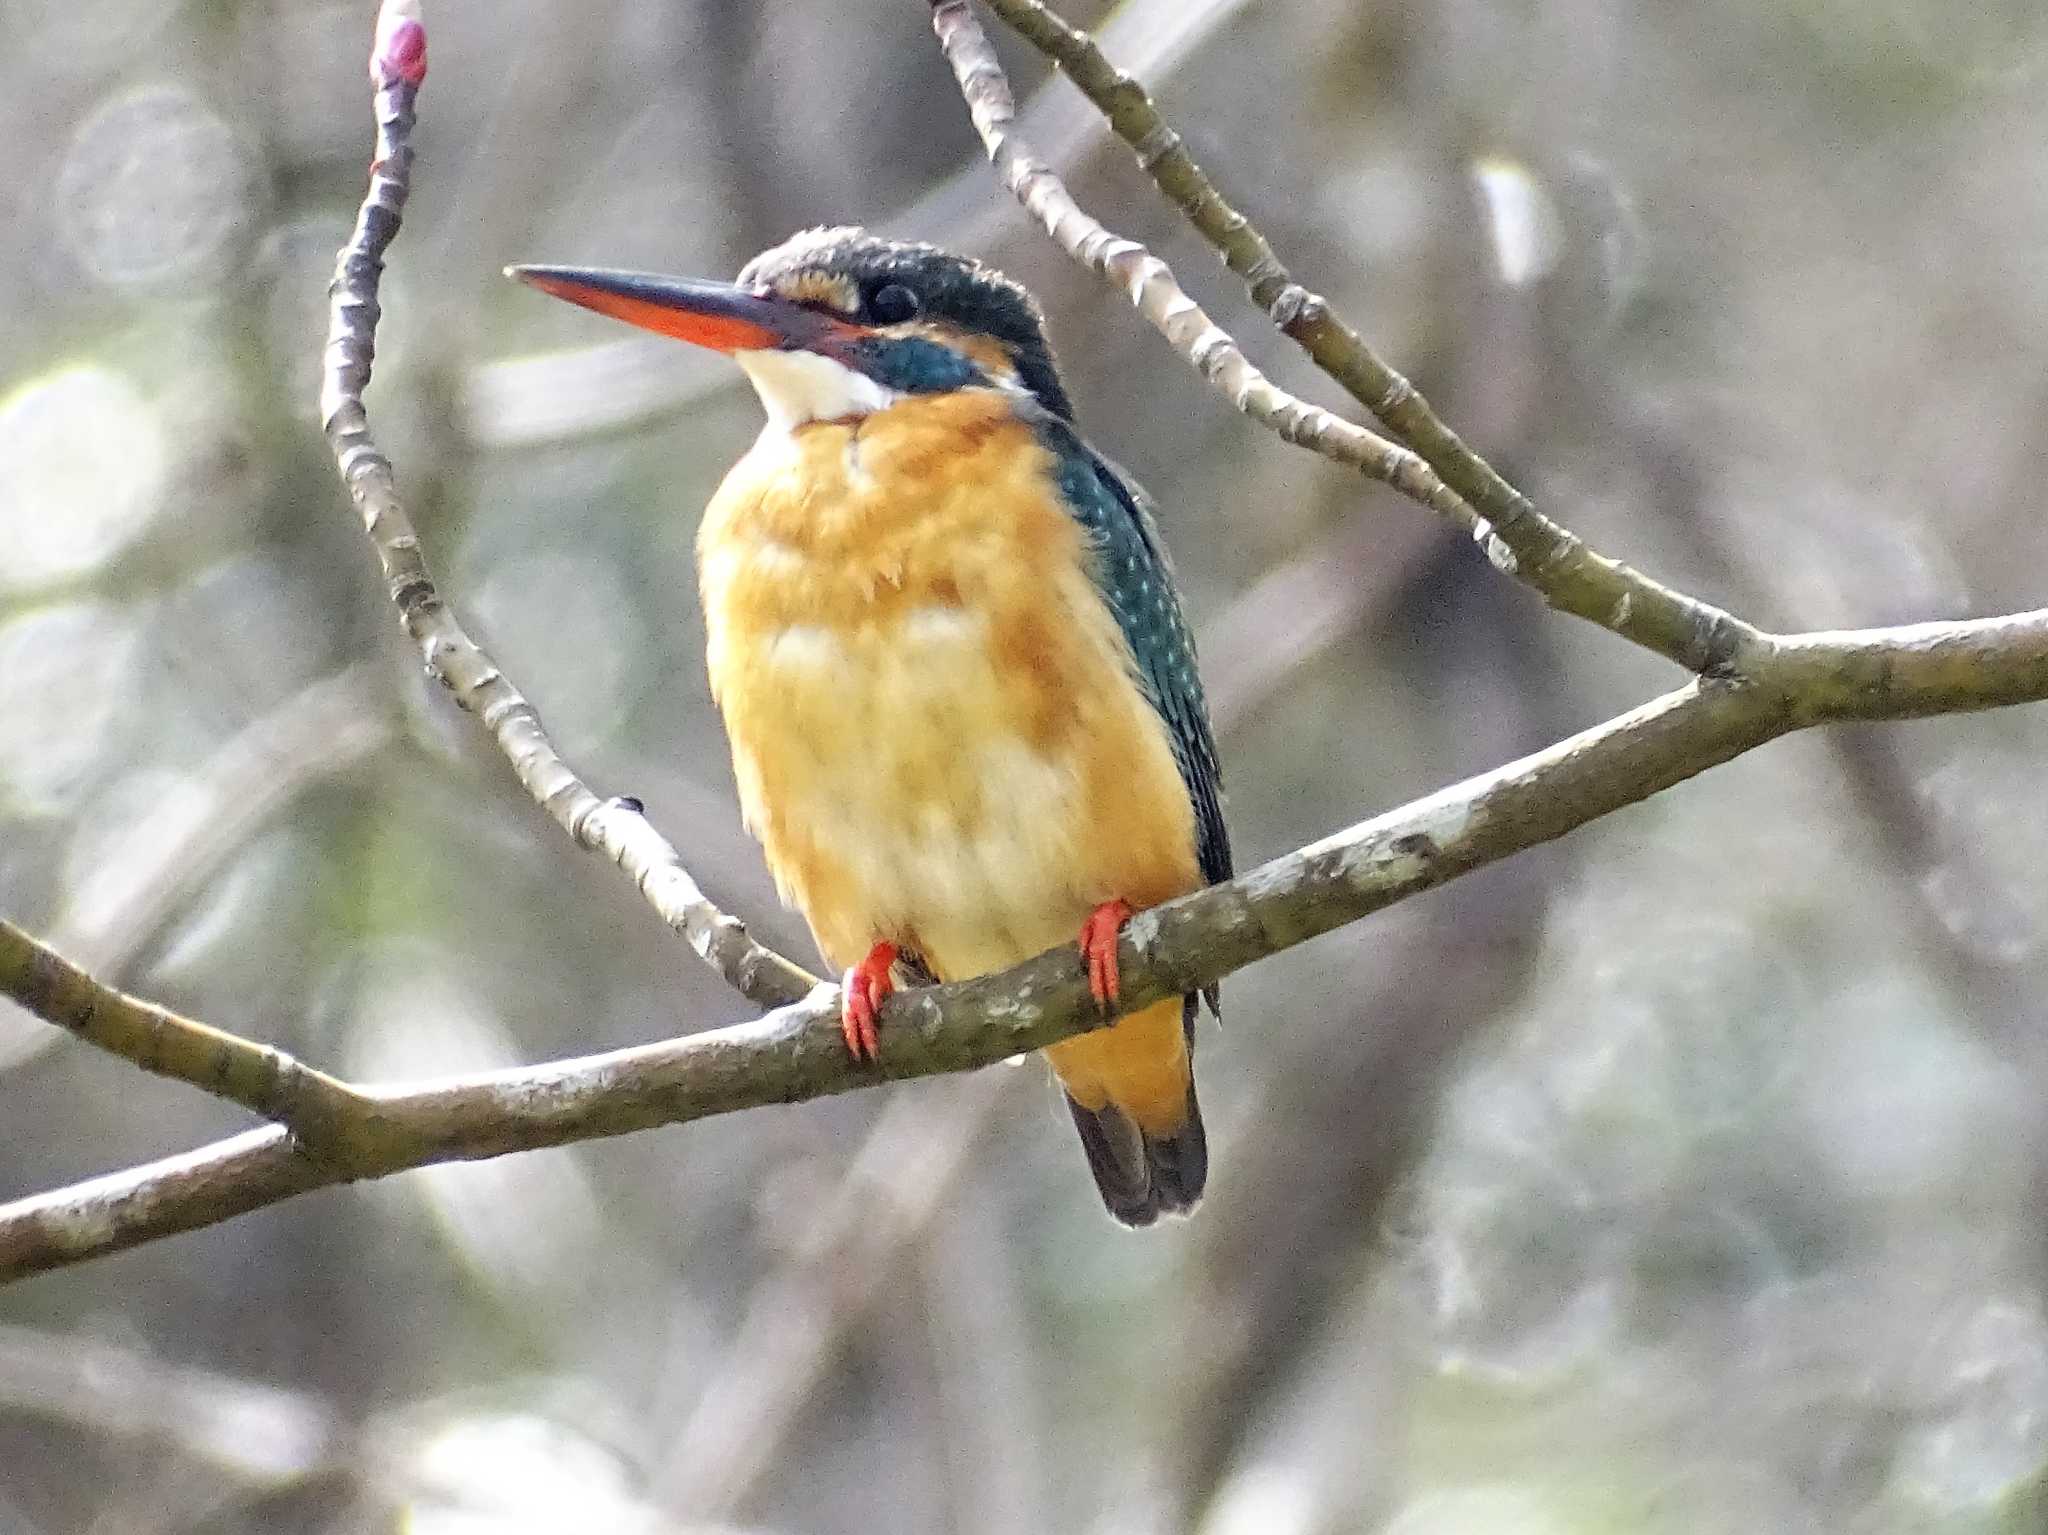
{"left": 734, "top": 348, "right": 898, "bottom": 432}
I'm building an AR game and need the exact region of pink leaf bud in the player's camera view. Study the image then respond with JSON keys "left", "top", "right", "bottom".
{"left": 371, "top": 0, "right": 427, "bottom": 87}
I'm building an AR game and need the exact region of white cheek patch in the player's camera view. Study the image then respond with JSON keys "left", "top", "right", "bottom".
{"left": 735, "top": 348, "right": 898, "bottom": 431}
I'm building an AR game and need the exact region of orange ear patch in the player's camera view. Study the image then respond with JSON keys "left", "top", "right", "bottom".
{"left": 779, "top": 270, "right": 860, "bottom": 314}
{"left": 948, "top": 330, "right": 1024, "bottom": 388}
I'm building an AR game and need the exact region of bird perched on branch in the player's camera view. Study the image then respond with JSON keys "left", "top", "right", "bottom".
{"left": 509, "top": 228, "right": 1229, "bottom": 1225}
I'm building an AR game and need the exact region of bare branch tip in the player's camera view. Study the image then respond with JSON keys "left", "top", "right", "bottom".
{"left": 371, "top": 0, "right": 427, "bottom": 88}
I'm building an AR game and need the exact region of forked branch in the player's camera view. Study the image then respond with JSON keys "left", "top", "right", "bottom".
{"left": 2, "top": 0, "right": 2046, "bottom": 1285}
{"left": 8, "top": 611, "right": 2048, "bottom": 1281}
{"left": 932, "top": 0, "right": 1764, "bottom": 676}
{"left": 321, "top": 0, "right": 817, "bottom": 1011}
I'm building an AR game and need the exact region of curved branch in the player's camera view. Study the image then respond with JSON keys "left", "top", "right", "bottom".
{"left": 320, "top": 0, "right": 817, "bottom": 1011}
{"left": 6, "top": 607, "right": 2046, "bottom": 1282}
{"left": 933, "top": 0, "right": 1765, "bottom": 676}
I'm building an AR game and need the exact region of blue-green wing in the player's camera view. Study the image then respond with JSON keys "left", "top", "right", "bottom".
{"left": 1034, "top": 415, "right": 1231, "bottom": 894}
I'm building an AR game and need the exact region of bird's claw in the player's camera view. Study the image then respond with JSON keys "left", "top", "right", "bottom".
{"left": 1078, "top": 899, "right": 1135, "bottom": 1013}
{"left": 841, "top": 941, "right": 897, "bottom": 1062}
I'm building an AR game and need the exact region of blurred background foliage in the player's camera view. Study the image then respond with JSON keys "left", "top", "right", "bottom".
{"left": 4, "top": 0, "right": 2048, "bottom": 1530}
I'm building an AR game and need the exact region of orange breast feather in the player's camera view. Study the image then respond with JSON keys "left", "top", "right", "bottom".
{"left": 697, "top": 393, "right": 1201, "bottom": 1125}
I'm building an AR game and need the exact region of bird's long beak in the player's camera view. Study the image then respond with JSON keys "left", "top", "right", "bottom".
{"left": 506, "top": 265, "right": 855, "bottom": 354}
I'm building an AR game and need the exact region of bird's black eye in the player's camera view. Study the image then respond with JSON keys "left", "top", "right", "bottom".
{"left": 868, "top": 282, "right": 921, "bottom": 325}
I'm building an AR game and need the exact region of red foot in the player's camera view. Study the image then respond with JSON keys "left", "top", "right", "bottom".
{"left": 1079, "top": 899, "right": 1136, "bottom": 1013}
{"left": 841, "top": 941, "right": 897, "bottom": 1062}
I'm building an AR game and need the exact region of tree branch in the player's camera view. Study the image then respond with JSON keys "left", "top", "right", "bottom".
{"left": 932, "top": 0, "right": 1765, "bottom": 676}
{"left": 7, "top": 0, "right": 2045, "bottom": 1290}
{"left": 319, "top": 0, "right": 817, "bottom": 1011}
{"left": 924, "top": 1, "right": 1470, "bottom": 526}
{"left": 0, "top": 921, "right": 377, "bottom": 1161}
{"left": 6, "top": 609, "right": 2047, "bottom": 1282}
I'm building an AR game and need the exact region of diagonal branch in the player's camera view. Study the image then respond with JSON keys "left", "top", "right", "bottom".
{"left": 977, "top": 0, "right": 1520, "bottom": 497}
{"left": 644, "top": 568, "right": 1417, "bottom": 1505}
{"left": 320, "top": 0, "right": 817, "bottom": 1011}
{"left": 0, "top": 920, "right": 376, "bottom": 1159}
{"left": 931, "top": 0, "right": 1764, "bottom": 676}
{"left": 9, "top": 0, "right": 2043, "bottom": 1294}
{"left": 5, "top": 605, "right": 2047, "bottom": 1283}
{"left": 925, "top": 1, "right": 1470, "bottom": 528}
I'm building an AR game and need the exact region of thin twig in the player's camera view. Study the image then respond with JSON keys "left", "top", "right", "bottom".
{"left": 6, "top": 606, "right": 2048, "bottom": 1280}
{"left": 978, "top": 0, "right": 1520, "bottom": 494}
{"left": 318, "top": 0, "right": 816, "bottom": 1010}
{"left": 924, "top": 5, "right": 1473, "bottom": 523}
{"left": 931, "top": 0, "right": 1764, "bottom": 676}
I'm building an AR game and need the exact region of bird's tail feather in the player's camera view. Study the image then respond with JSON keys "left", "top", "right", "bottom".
{"left": 1065, "top": 1079, "right": 1207, "bottom": 1227}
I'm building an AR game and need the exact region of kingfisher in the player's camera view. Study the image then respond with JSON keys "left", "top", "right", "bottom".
{"left": 508, "top": 228, "right": 1229, "bottom": 1225}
